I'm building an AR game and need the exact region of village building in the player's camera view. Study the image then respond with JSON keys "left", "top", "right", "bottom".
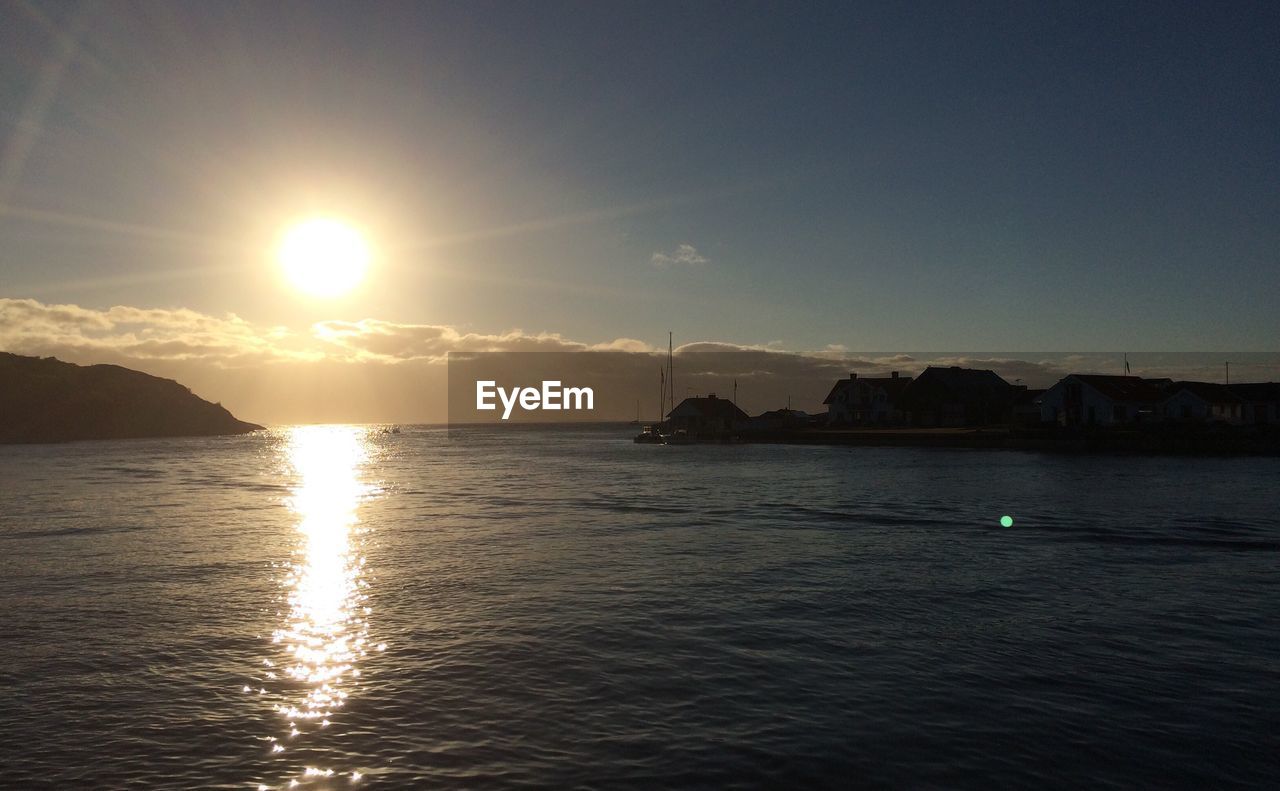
{"left": 898, "top": 366, "right": 1016, "bottom": 427}
{"left": 1227, "top": 382, "right": 1280, "bottom": 425}
{"left": 749, "top": 408, "right": 813, "bottom": 431}
{"left": 666, "top": 394, "right": 749, "bottom": 436}
{"left": 822, "top": 372, "right": 912, "bottom": 426}
{"left": 1039, "top": 375, "right": 1166, "bottom": 426}
{"left": 1160, "top": 382, "right": 1244, "bottom": 424}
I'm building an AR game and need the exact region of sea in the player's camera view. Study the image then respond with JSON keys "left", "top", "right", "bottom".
{"left": 0, "top": 424, "right": 1276, "bottom": 789}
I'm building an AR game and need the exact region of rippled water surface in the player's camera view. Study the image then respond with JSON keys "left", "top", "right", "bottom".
{"left": 1, "top": 425, "right": 1277, "bottom": 789}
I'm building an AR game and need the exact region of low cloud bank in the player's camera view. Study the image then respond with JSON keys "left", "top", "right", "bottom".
{"left": 2, "top": 297, "right": 1272, "bottom": 423}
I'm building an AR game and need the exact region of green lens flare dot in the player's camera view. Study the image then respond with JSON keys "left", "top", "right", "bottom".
{"left": 1000, "top": 515, "right": 1014, "bottom": 527}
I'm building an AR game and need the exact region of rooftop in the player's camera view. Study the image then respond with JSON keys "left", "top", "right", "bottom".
{"left": 668, "top": 394, "right": 750, "bottom": 421}
{"left": 1165, "top": 381, "right": 1243, "bottom": 403}
{"left": 822, "top": 371, "right": 913, "bottom": 404}
{"left": 1070, "top": 374, "right": 1167, "bottom": 402}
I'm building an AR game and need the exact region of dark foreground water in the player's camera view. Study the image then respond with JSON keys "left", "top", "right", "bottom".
{"left": 0, "top": 425, "right": 1276, "bottom": 789}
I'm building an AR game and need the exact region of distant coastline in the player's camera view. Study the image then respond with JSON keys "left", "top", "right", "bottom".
{"left": 0, "top": 353, "right": 262, "bottom": 444}
{"left": 640, "top": 366, "right": 1280, "bottom": 456}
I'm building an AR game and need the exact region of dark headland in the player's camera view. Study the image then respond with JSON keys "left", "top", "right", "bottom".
{"left": 0, "top": 353, "right": 263, "bottom": 444}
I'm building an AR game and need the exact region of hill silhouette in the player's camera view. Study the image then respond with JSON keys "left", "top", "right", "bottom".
{"left": 0, "top": 353, "right": 263, "bottom": 443}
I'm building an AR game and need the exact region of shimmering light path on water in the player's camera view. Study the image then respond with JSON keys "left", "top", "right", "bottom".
{"left": 0, "top": 425, "right": 1276, "bottom": 789}
{"left": 256, "top": 426, "right": 378, "bottom": 787}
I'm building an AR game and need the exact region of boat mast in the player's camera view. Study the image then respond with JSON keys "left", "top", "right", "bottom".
{"left": 659, "top": 366, "right": 665, "bottom": 423}
{"left": 667, "top": 331, "right": 674, "bottom": 419}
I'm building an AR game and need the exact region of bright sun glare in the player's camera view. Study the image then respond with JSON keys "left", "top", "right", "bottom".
{"left": 277, "top": 218, "right": 371, "bottom": 298}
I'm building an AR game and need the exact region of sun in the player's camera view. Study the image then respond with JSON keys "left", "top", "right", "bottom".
{"left": 277, "top": 218, "right": 371, "bottom": 298}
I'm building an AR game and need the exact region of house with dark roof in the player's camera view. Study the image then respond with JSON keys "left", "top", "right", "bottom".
{"left": 1228, "top": 382, "right": 1280, "bottom": 425}
{"left": 898, "top": 366, "right": 1016, "bottom": 427}
{"left": 748, "top": 408, "right": 813, "bottom": 431}
{"left": 1039, "top": 374, "right": 1166, "bottom": 426}
{"left": 666, "top": 394, "right": 749, "bottom": 436}
{"left": 822, "top": 371, "right": 913, "bottom": 426}
{"left": 1160, "top": 382, "right": 1244, "bottom": 424}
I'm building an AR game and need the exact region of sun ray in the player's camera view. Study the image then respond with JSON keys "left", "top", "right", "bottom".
{"left": 0, "top": 3, "right": 94, "bottom": 204}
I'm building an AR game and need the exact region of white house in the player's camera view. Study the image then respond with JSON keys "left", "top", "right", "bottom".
{"left": 1039, "top": 375, "right": 1166, "bottom": 426}
{"left": 1160, "top": 382, "right": 1244, "bottom": 424}
{"left": 823, "top": 372, "right": 912, "bottom": 426}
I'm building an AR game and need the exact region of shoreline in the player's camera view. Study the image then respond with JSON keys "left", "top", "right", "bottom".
{"left": 735, "top": 426, "right": 1280, "bottom": 456}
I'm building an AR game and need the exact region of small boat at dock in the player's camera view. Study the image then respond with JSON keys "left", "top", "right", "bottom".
{"left": 633, "top": 425, "right": 665, "bottom": 444}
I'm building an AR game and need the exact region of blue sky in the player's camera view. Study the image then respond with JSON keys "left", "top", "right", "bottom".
{"left": 2, "top": 0, "right": 1278, "bottom": 374}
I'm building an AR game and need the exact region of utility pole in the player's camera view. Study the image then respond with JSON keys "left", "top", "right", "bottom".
{"left": 1225, "top": 361, "right": 1230, "bottom": 385}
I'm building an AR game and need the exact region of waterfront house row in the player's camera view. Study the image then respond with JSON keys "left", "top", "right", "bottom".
{"left": 661, "top": 370, "right": 1280, "bottom": 435}
{"left": 1039, "top": 376, "right": 1280, "bottom": 426}
{"left": 820, "top": 368, "right": 1280, "bottom": 428}
{"left": 823, "top": 366, "right": 1024, "bottom": 427}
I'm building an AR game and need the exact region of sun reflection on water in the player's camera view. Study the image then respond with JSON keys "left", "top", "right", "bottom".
{"left": 257, "top": 425, "right": 379, "bottom": 788}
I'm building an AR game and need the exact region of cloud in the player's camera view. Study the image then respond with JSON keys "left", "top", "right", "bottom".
{"left": 0, "top": 297, "right": 654, "bottom": 367}
{"left": 650, "top": 243, "right": 708, "bottom": 267}
{"left": 0, "top": 297, "right": 1094, "bottom": 386}
{"left": 590, "top": 337, "right": 654, "bottom": 353}
{"left": 309, "top": 318, "right": 634, "bottom": 362}
{"left": 0, "top": 297, "right": 312, "bottom": 366}
{"left": 4, "top": 296, "right": 1274, "bottom": 420}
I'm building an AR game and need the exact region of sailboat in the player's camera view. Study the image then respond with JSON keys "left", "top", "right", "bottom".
{"left": 634, "top": 367, "right": 666, "bottom": 443}
{"left": 634, "top": 332, "right": 674, "bottom": 444}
